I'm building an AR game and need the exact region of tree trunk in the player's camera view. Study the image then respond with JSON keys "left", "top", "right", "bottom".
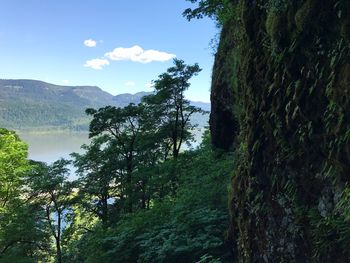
{"left": 210, "top": 0, "right": 350, "bottom": 261}
{"left": 172, "top": 107, "right": 180, "bottom": 159}
{"left": 126, "top": 154, "right": 133, "bottom": 213}
{"left": 101, "top": 193, "right": 108, "bottom": 228}
{"left": 56, "top": 212, "right": 62, "bottom": 263}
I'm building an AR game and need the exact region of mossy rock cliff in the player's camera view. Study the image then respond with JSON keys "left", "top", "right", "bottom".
{"left": 209, "top": 0, "right": 350, "bottom": 261}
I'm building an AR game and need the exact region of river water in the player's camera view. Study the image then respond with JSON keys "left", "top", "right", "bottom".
{"left": 19, "top": 133, "right": 90, "bottom": 163}
{"left": 18, "top": 133, "right": 89, "bottom": 180}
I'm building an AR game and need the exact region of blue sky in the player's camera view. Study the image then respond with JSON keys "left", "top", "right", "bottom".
{"left": 0, "top": 0, "right": 217, "bottom": 102}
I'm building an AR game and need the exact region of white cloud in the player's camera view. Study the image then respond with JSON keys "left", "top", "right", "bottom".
{"left": 84, "top": 58, "right": 109, "bottom": 70}
{"left": 125, "top": 81, "right": 136, "bottom": 87}
{"left": 62, "top": 80, "right": 70, "bottom": 84}
{"left": 105, "top": 45, "right": 175, "bottom": 63}
{"left": 84, "top": 39, "right": 97, "bottom": 47}
{"left": 145, "top": 82, "right": 154, "bottom": 89}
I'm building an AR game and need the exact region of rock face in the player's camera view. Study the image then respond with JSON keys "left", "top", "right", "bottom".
{"left": 210, "top": 0, "right": 350, "bottom": 261}
{"left": 210, "top": 22, "right": 238, "bottom": 151}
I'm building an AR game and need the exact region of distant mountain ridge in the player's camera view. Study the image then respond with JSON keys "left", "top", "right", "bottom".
{"left": 113, "top": 91, "right": 153, "bottom": 107}
{"left": 0, "top": 79, "right": 209, "bottom": 131}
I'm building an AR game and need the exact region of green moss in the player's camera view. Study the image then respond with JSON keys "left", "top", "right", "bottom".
{"left": 210, "top": 0, "right": 350, "bottom": 261}
{"left": 294, "top": 0, "right": 316, "bottom": 32}
{"left": 266, "top": 11, "right": 284, "bottom": 44}
{"left": 338, "top": 64, "right": 350, "bottom": 92}
{"left": 341, "top": 18, "right": 350, "bottom": 41}
{"left": 202, "top": 0, "right": 348, "bottom": 260}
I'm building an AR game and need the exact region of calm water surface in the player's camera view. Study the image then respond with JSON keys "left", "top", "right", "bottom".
{"left": 19, "top": 133, "right": 90, "bottom": 163}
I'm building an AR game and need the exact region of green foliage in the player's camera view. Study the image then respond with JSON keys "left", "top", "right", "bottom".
{"left": 143, "top": 58, "right": 205, "bottom": 159}
{"left": 55, "top": 59, "right": 228, "bottom": 262}
{"left": 68, "top": 140, "right": 233, "bottom": 262}
{"left": 0, "top": 128, "right": 29, "bottom": 200}
{"left": 137, "top": 207, "right": 227, "bottom": 263}
{"left": 0, "top": 57, "right": 225, "bottom": 262}
{"left": 0, "top": 129, "right": 50, "bottom": 262}
{"left": 72, "top": 135, "right": 127, "bottom": 226}
{"left": 84, "top": 103, "right": 160, "bottom": 214}
{"left": 307, "top": 186, "right": 350, "bottom": 260}
{"left": 183, "top": 0, "right": 235, "bottom": 25}
{"left": 263, "top": 0, "right": 290, "bottom": 12}
{"left": 26, "top": 159, "right": 75, "bottom": 263}
{"left": 73, "top": 59, "right": 207, "bottom": 226}
{"left": 134, "top": 143, "right": 232, "bottom": 263}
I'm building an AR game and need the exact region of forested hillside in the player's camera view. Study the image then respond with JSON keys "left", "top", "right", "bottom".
{"left": 0, "top": 79, "right": 111, "bottom": 130}
{"left": 0, "top": 79, "right": 209, "bottom": 132}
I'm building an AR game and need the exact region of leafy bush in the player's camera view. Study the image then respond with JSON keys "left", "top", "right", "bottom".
{"left": 67, "top": 139, "right": 234, "bottom": 262}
